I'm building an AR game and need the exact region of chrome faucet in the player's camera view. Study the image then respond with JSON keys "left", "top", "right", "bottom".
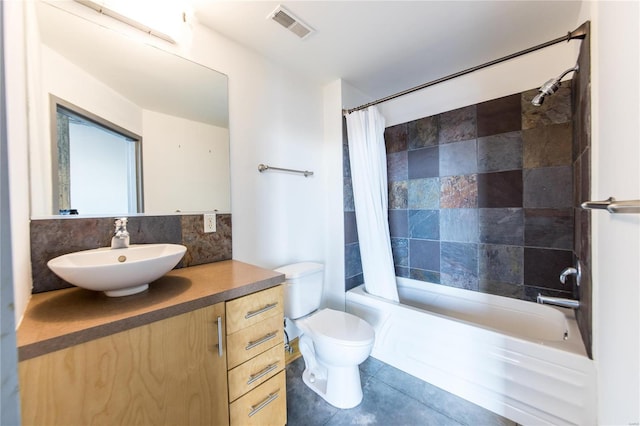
{"left": 537, "top": 263, "right": 582, "bottom": 309}
{"left": 536, "top": 294, "right": 580, "bottom": 309}
{"left": 111, "top": 217, "right": 130, "bottom": 249}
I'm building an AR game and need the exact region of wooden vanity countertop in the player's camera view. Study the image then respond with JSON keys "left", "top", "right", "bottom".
{"left": 17, "top": 260, "right": 284, "bottom": 361}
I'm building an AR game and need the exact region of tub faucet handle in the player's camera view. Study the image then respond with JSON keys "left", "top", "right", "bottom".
{"left": 559, "top": 267, "right": 578, "bottom": 284}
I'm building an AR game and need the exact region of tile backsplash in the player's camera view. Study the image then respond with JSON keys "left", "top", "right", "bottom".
{"left": 30, "top": 214, "right": 232, "bottom": 293}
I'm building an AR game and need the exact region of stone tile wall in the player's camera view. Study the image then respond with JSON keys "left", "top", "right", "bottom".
{"left": 343, "top": 118, "right": 364, "bottom": 291}
{"left": 30, "top": 214, "right": 232, "bottom": 293}
{"left": 572, "top": 23, "right": 592, "bottom": 358}
{"left": 344, "top": 85, "right": 577, "bottom": 302}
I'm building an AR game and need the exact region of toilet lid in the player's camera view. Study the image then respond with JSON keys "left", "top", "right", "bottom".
{"left": 303, "top": 309, "right": 375, "bottom": 346}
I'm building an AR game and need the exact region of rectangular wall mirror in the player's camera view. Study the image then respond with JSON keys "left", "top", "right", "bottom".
{"left": 29, "top": 1, "right": 230, "bottom": 218}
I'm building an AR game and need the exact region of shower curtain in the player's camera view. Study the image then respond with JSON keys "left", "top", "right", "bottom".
{"left": 346, "top": 106, "right": 399, "bottom": 302}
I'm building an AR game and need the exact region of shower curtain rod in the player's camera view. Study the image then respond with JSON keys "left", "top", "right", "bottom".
{"left": 343, "top": 21, "right": 589, "bottom": 115}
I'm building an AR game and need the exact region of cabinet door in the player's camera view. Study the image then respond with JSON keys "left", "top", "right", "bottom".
{"left": 19, "top": 303, "right": 229, "bottom": 426}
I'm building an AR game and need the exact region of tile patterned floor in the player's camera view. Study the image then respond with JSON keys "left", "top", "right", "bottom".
{"left": 286, "top": 356, "right": 517, "bottom": 426}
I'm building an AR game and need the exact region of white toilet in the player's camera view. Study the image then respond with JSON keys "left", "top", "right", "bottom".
{"left": 275, "top": 262, "right": 375, "bottom": 409}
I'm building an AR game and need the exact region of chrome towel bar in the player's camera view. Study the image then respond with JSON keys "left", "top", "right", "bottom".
{"left": 258, "top": 163, "right": 313, "bottom": 177}
{"left": 581, "top": 197, "right": 640, "bottom": 214}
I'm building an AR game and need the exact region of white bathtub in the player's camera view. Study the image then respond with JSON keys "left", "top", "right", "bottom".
{"left": 345, "top": 277, "right": 596, "bottom": 426}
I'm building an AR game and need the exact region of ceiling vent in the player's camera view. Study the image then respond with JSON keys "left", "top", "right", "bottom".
{"left": 268, "top": 5, "right": 314, "bottom": 40}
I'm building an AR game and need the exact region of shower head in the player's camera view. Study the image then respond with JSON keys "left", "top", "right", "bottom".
{"left": 531, "top": 64, "right": 579, "bottom": 106}
{"left": 531, "top": 78, "right": 561, "bottom": 106}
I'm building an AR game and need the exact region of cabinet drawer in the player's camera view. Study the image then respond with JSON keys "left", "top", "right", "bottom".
{"left": 229, "top": 370, "right": 286, "bottom": 426}
{"left": 226, "top": 286, "right": 283, "bottom": 334}
{"left": 227, "top": 315, "right": 283, "bottom": 369}
{"left": 228, "top": 344, "right": 285, "bottom": 402}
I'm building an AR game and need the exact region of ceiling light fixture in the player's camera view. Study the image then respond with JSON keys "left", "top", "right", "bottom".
{"left": 74, "top": 0, "right": 180, "bottom": 43}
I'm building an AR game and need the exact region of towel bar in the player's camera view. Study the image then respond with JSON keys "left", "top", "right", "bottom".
{"left": 581, "top": 197, "right": 640, "bottom": 214}
{"left": 258, "top": 164, "right": 313, "bottom": 177}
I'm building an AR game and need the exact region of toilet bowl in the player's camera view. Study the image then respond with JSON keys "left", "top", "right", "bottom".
{"left": 274, "top": 262, "right": 375, "bottom": 409}
{"left": 295, "top": 308, "right": 374, "bottom": 408}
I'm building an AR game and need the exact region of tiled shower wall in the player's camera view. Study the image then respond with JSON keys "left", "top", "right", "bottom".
{"left": 31, "top": 214, "right": 232, "bottom": 293}
{"left": 344, "top": 86, "right": 577, "bottom": 301}
{"left": 572, "top": 25, "right": 592, "bottom": 357}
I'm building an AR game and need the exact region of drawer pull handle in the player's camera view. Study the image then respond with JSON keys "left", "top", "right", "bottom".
{"left": 245, "top": 302, "right": 278, "bottom": 319}
{"left": 216, "top": 316, "right": 223, "bottom": 358}
{"left": 246, "top": 331, "right": 277, "bottom": 351}
{"left": 247, "top": 363, "right": 279, "bottom": 385}
{"left": 248, "top": 391, "right": 279, "bottom": 417}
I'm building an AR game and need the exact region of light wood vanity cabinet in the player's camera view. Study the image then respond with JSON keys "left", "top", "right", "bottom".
{"left": 17, "top": 261, "right": 287, "bottom": 426}
{"left": 19, "top": 303, "right": 229, "bottom": 426}
{"left": 225, "top": 285, "right": 287, "bottom": 426}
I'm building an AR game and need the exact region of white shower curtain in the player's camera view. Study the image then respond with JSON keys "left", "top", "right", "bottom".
{"left": 346, "top": 106, "right": 399, "bottom": 302}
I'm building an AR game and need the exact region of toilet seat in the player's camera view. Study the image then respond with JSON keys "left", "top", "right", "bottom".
{"left": 300, "top": 308, "right": 374, "bottom": 347}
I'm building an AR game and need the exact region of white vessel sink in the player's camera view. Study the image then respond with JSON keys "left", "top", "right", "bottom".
{"left": 47, "top": 244, "right": 187, "bottom": 297}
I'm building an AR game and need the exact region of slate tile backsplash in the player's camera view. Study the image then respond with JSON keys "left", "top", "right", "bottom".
{"left": 30, "top": 214, "right": 232, "bottom": 293}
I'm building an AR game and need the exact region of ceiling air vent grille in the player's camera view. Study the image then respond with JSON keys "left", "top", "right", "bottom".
{"left": 268, "top": 6, "right": 314, "bottom": 39}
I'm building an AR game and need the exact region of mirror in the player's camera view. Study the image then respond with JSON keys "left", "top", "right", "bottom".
{"left": 30, "top": 1, "right": 230, "bottom": 217}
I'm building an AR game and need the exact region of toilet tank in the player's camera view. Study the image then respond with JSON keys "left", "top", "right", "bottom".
{"left": 274, "top": 262, "right": 324, "bottom": 319}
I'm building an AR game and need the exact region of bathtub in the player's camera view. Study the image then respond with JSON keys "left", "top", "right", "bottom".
{"left": 345, "top": 277, "right": 596, "bottom": 426}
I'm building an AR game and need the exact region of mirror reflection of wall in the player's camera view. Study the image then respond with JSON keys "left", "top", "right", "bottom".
{"left": 54, "top": 101, "right": 142, "bottom": 216}
{"left": 29, "top": 1, "right": 230, "bottom": 218}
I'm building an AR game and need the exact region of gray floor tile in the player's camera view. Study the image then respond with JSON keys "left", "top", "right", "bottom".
{"left": 286, "top": 358, "right": 338, "bottom": 426}
{"left": 375, "top": 363, "right": 516, "bottom": 426}
{"left": 325, "top": 376, "right": 462, "bottom": 426}
{"left": 285, "top": 356, "right": 516, "bottom": 426}
{"left": 359, "top": 356, "right": 386, "bottom": 377}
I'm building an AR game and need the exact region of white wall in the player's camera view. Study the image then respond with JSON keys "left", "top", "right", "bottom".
{"left": 183, "top": 24, "right": 326, "bottom": 270}
{"left": 588, "top": 1, "right": 640, "bottom": 423}
{"left": 0, "top": 2, "right": 21, "bottom": 423}
{"left": 4, "top": 0, "right": 33, "bottom": 329}
{"left": 322, "top": 80, "right": 345, "bottom": 310}
{"left": 142, "top": 110, "right": 230, "bottom": 214}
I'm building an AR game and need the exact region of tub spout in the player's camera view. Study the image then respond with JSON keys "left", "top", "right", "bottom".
{"left": 537, "top": 293, "right": 580, "bottom": 309}
{"left": 559, "top": 266, "right": 578, "bottom": 284}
